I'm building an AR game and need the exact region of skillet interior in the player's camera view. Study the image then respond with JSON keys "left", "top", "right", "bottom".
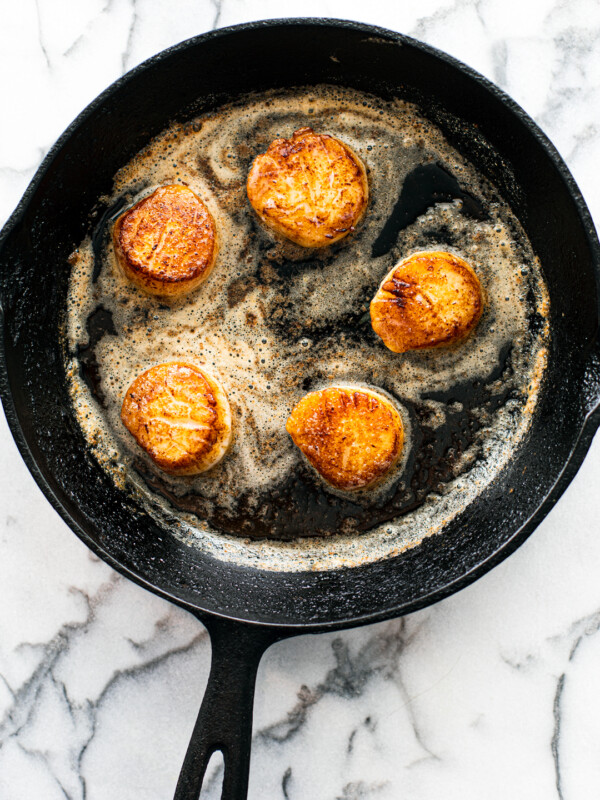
{"left": 0, "top": 20, "right": 599, "bottom": 629}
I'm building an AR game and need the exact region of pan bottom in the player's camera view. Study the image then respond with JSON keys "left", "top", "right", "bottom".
{"left": 65, "top": 84, "right": 549, "bottom": 565}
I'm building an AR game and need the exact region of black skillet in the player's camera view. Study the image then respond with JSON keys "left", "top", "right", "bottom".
{"left": 1, "top": 18, "right": 600, "bottom": 800}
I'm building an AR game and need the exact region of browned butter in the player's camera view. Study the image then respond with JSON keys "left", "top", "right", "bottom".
{"left": 65, "top": 85, "right": 549, "bottom": 572}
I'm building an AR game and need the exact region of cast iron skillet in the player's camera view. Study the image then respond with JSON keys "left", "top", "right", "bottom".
{"left": 1, "top": 18, "right": 600, "bottom": 800}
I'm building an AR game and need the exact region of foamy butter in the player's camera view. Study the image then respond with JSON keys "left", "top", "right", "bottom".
{"left": 65, "top": 85, "right": 549, "bottom": 572}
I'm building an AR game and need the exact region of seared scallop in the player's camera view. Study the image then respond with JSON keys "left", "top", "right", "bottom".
{"left": 113, "top": 184, "right": 217, "bottom": 297}
{"left": 121, "top": 362, "right": 232, "bottom": 475}
{"left": 370, "top": 251, "right": 484, "bottom": 353}
{"left": 246, "top": 127, "right": 369, "bottom": 248}
{"left": 286, "top": 386, "right": 403, "bottom": 491}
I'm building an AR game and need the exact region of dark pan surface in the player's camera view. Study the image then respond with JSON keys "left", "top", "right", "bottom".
{"left": 78, "top": 98, "right": 540, "bottom": 544}
{"left": 1, "top": 19, "right": 600, "bottom": 630}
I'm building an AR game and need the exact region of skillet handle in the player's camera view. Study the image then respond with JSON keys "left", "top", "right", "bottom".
{"left": 174, "top": 617, "right": 281, "bottom": 800}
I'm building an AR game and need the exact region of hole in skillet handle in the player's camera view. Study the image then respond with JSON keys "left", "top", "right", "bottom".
{"left": 174, "top": 615, "right": 287, "bottom": 800}
{"left": 203, "top": 752, "right": 225, "bottom": 797}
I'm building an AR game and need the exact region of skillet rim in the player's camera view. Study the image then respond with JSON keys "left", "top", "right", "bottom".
{"left": 1, "top": 17, "right": 600, "bottom": 632}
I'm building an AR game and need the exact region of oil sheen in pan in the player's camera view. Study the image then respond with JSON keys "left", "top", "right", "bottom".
{"left": 65, "top": 85, "right": 549, "bottom": 572}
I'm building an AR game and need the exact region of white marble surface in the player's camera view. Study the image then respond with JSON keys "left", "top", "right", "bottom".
{"left": 1, "top": 1, "right": 600, "bottom": 798}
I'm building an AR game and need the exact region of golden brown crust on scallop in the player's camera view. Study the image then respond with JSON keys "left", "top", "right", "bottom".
{"left": 121, "top": 362, "right": 231, "bottom": 475}
{"left": 246, "top": 127, "right": 369, "bottom": 248}
{"left": 113, "top": 184, "right": 217, "bottom": 296}
{"left": 286, "top": 386, "right": 403, "bottom": 491}
{"left": 370, "top": 251, "right": 484, "bottom": 353}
